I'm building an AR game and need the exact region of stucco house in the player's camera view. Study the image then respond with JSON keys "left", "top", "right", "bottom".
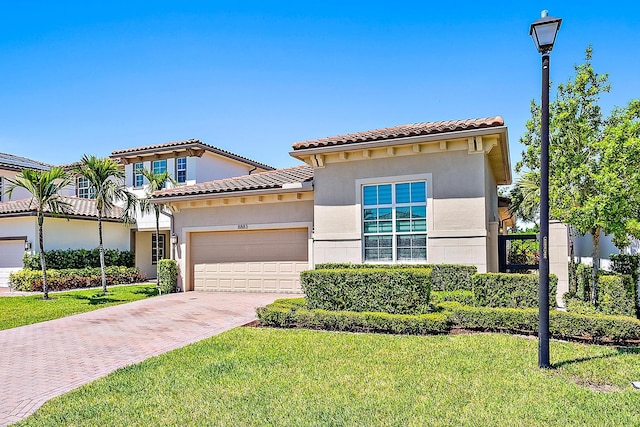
{"left": 0, "top": 153, "right": 131, "bottom": 285}
{"left": 153, "top": 116, "right": 512, "bottom": 293}
{"left": 0, "top": 141, "right": 274, "bottom": 286}
{"left": 108, "top": 139, "right": 274, "bottom": 278}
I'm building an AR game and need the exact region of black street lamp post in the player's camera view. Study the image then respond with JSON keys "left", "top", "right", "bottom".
{"left": 529, "top": 10, "right": 562, "bottom": 369}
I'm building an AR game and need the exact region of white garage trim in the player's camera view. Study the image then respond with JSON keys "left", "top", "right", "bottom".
{"left": 182, "top": 222, "right": 313, "bottom": 292}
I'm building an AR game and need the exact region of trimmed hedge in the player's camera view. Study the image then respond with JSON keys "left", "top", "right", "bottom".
{"left": 257, "top": 299, "right": 640, "bottom": 344}
{"left": 256, "top": 299, "right": 450, "bottom": 335}
{"left": 23, "top": 248, "right": 134, "bottom": 270}
{"left": 158, "top": 259, "right": 178, "bottom": 294}
{"left": 596, "top": 274, "right": 635, "bottom": 317}
{"left": 313, "top": 263, "right": 477, "bottom": 292}
{"left": 9, "top": 267, "right": 146, "bottom": 292}
{"left": 430, "top": 290, "right": 475, "bottom": 307}
{"left": 472, "top": 273, "right": 557, "bottom": 309}
{"left": 301, "top": 268, "right": 432, "bottom": 315}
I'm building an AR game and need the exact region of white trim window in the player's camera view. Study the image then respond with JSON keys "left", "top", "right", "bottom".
{"left": 77, "top": 176, "right": 95, "bottom": 199}
{"left": 0, "top": 176, "right": 3, "bottom": 202}
{"left": 152, "top": 160, "right": 167, "bottom": 188}
{"left": 363, "top": 181, "right": 427, "bottom": 262}
{"left": 134, "top": 163, "right": 144, "bottom": 188}
{"left": 152, "top": 233, "right": 165, "bottom": 265}
{"left": 176, "top": 157, "right": 187, "bottom": 184}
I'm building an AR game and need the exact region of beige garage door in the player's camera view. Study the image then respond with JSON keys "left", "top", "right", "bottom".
{"left": 0, "top": 240, "right": 24, "bottom": 268}
{"left": 191, "top": 228, "right": 308, "bottom": 293}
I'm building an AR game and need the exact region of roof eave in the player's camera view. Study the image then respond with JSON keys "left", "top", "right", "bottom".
{"left": 153, "top": 184, "right": 314, "bottom": 204}
{"left": 289, "top": 126, "right": 509, "bottom": 158}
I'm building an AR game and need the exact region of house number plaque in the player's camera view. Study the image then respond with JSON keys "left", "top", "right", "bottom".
{"left": 238, "top": 224, "right": 248, "bottom": 229}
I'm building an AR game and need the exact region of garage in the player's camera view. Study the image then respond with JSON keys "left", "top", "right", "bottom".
{"left": 191, "top": 228, "right": 308, "bottom": 293}
{"left": 0, "top": 239, "right": 25, "bottom": 287}
{"left": 0, "top": 239, "right": 25, "bottom": 268}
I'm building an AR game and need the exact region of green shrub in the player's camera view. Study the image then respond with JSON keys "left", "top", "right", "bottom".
{"left": 430, "top": 290, "right": 475, "bottom": 306}
{"left": 313, "top": 263, "right": 476, "bottom": 292}
{"left": 158, "top": 259, "right": 178, "bottom": 294}
{"left": 257, "top": 299, "right": 450, "bottom": 334}
{"left": 563, "top": 297, "right": 599, "bottom": 315}
{"left": 471, "top": 273, "right": 557, "bottom": 308}
{"left": 445, "top": 303, "right": 640, "bottom": 344}
{"left": 9, "top": 267, "right": 146, "bottom": 292}
{"left": 596, "top": 274, "right": 635, "bottom": 317}
{"left": 576, "top": 263, "right": 593, "bottom": 302}
{"left": 550, "top": 310, "right": 640, "bottom": 343}
{"left": 257, "top": 298, "right": 640, "bottom": 344}
{"left": 23, "top": 248, "right": 135, "bottom": 270}
{"left": 301, "top": 268, "right": 432, "bottom": 315}
{"left": 611, "top": 254, "right": 640, "bottom": 285}
{"left": 445, "top": 304, "right": 539, "bottom": 333}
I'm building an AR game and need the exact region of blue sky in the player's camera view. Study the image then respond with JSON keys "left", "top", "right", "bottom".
{"left": 1, "top": 1, "right": 638, "bottom": 173}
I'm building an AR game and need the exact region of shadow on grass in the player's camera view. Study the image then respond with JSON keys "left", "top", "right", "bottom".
{"left": 552, "top": 346, "right": 640, "bottom": 368}
{"left": 132, "top": 287, "right": 159, "bottom": 297}
{"left": 62, "top": 294, "right": 123, "bottom": 305}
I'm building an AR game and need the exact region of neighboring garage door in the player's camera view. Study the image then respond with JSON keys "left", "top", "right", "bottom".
{"left": 0, "top": 240, "right": 24, "bottom": 268}
{"left": 191, "top": 228, "right": 308, "bottom": 293}
{"left": 0, "top": 240, "right": 25, "bottom": 287}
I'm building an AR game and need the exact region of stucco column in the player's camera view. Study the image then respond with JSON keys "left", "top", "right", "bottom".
{"left": 549, "top": 220, "right": 569, "bottom": 307}
{"left": 488, "top": 222, "right": 499, "bottom": 272}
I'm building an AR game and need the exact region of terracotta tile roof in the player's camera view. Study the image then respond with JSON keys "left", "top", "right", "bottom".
{"left": 0, "top": 196, "right": 126, "bottom": 221}
{"left": 292, "top": 116, "right": 505, "bottom": 150}
{"left": 0, "top": 152, "right": 51, "bottom": 172}
{"left": 110, "top": 139, "right": 275, "bottom": 170}
{"left": 153, "top": 165, "right": 314, "bottom": 200}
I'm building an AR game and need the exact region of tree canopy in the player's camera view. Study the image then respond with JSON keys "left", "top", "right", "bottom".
{"left": 513, "top": 47, "right": 640, "bottom": 304}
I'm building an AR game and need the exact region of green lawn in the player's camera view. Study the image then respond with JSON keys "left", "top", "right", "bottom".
{"left": 0, "top": 284, "right": 158, "bottom": 330}
{"left": 15, "top": 328, "right": 640, "bottom": 426}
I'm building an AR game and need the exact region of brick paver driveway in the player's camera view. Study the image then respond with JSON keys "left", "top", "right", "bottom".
{"left": 0, "top": 291, "right": 295, "bottom": 426}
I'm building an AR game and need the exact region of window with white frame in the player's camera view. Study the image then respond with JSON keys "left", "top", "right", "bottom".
{"left": 76, "top": 176, "right": 95, "bottom": 199}
{"left": 152, "top": 160, "right": 167, "bottom": 188}
{"left": 134, "top": 163, "right": 144, "bottom": 188}
{"left": 0, "top": 176, "right": 3, "bottom": 202}
{"left": 151, "top": 233, "right": 165, "bottom": 265}
{"left": 363, "top": 181, "right": 427, "bottom": 262}
{"left": 176, "top": 157, "right": 187, "bottom": 184}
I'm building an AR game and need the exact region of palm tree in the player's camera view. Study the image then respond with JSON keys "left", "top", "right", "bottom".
{"left": 74, "top": 155, "right": 137, "bottom": 295}
{"left": 5, "top": 167, "right": 72, "bottom": 299}
{"left": 140, "top": 169, "right": 176, "bottom": 291}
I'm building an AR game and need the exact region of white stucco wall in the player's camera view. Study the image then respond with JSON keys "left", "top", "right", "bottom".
{"left": 0, "top": 170, "right": 35, "bottom": 202}
{"left": 39, "top": 217, "right": 132, "bottom": 251}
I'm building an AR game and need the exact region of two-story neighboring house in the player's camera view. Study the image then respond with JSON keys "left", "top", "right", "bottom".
{"left": 109, "top": 139, "right": 274, "bottom": 278}
{"left": 0, "top": 153, "right": 131, "bottom": 286}
{"left": 0, "top": 140, "right": 274, "bottom": 286}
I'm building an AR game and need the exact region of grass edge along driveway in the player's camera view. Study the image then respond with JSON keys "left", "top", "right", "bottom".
{"left": 15, "top": 327, "right": 640, "bottom": 427}
{"left": 0, "top": 284, "right": 158, "bottom": 330}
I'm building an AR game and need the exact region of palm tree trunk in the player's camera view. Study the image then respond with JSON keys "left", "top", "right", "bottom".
{"left": 38, "top": 214, "right": 49, "bottom": 300}
{"left": 155, "top": 208, "right": 161, "bottom": 292}
{"left": 591, "top": 227, "right": 601, "bottom": 306}
{"left": 98, "top": 213, "right": 107, "bottom": 294}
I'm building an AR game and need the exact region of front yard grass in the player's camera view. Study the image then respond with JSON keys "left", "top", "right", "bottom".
{"left": 0, "top": 284, "right": 158, "bottom": 330}
{"left": 16, "top": 327, "right": 640, "bottom": 426}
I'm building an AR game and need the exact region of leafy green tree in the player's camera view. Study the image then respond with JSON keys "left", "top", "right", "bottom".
{"left": 140, "top": 169, "right": 176, "bottom": 291}
{"left": 74, "top": 155, "right": 137, "bottom": 294}
{"left": 507, "top": 171, "right": 540, "bottom": 226}
{"left": 4, "top": 168, "right": 71, "bottom": 299}
{"left": 517, "top": 47, "right": 640, "bottom": 304}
